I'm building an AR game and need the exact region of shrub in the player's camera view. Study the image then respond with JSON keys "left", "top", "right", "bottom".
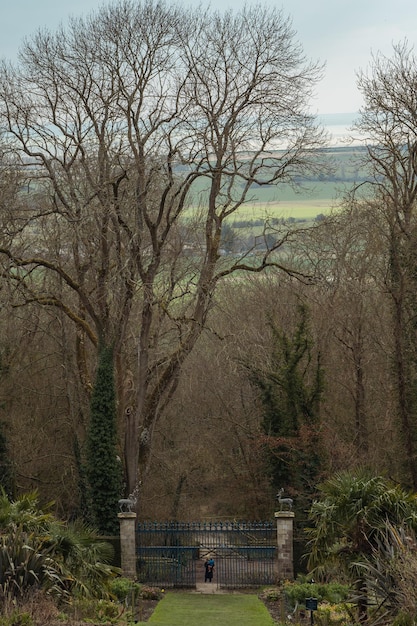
{"left": 139, "top": 585, "right": 163, "bottom": 600}
{"left": 283, "top": 580, "right": 350, "bottom": 608}
{"left": 70, "top": 597, "right": 122, "bottom": 623}
{"left": 259, "top": 587, "right": 281, "bottom": 602}
{"left": 0, "top": 612, "right": 33, "bottom": 626}
{"left": 392, "top": 611, "right": 415, "bottom": 626}
{"left": 108, "top": 577, "right": 141, "bottom": 602}
{"left": 315, "top": 603, "right": 352, "bottom": 626}
{"left": 0, "top": 588, "right": 59, "bottom": 626}
{"left": 356, "top": 523, "right": 417, "bottom": 625}
{"left": 0, "top": 490, "right": 119, "bottom": 601}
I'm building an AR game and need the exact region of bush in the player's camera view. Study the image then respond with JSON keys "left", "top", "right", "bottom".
{"left": 70, "top": 597, "right": 122, "bottom": 623}
{"left": 139, "top": 585, "right": 163, "bottom": 600}
{"left": 0, "top": 613, "right": 33, "bottom": 626}
{"left": 0, "top": 588, "right": 60, "bottom": 626}
{"left": 283, "top": 580, "right": 350, "bottom": 608}
{"left": 315, "top": 603, "right": 352, "bottom": 626}
{"left": 259, "top": 587, "right": 281, "bottom": 602}
{"left": 0, "top": 490, "right": 119, "bottom": 601}
{"left": 108, "top": 577, "right": 141, "bottom": 602}
{"left": 392, "top": 611, "right": 415, "bottom": 626}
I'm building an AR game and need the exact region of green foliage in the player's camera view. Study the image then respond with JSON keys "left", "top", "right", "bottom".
{"left": 0, "top": 612, "right": 33, "bottom": 626}
{"left": 283, "top": 580, "right": 350, "bottom": 607}
{"left": 314, "top": 603, "right": 352, "bottom": 626}
{"left": 0, "top": 422, "right": 14, "bottom": 498}
{"left": 45, "top": 519, "right": 118, "bottom": 599}
{"left": 266, "top": 303, "right": 323, "bottom": 435}
{"left": 86, "top": 343, "right": 122, "bottom": 535}
{"left": 149, "top": 592, "right": 274, "bottom": 626}
{"left": 259, "top": 587, "right": 281, "bottom": 602}
{"left": 139, "top": 585, "right": 164, "bottom": 600}
{"left": 246, "top": 304, "right": 325, "bottom": 571}
{"left": 306, "top": 469, "right": 417, "bottom": 622}
{"left": 108, "top": 577, "right": 141, "bottom": 602}
{"left": 70, "top": 597, "right": 121, "bottom": 623}
{"left": 354, "top": 523, "right": 417, "bottom": 625}
{"left": 392, "top": 612, "right": 415, "bottom": 626}
{"left": 307, "top": 470, "right": 417, "bottom": 573}
{"left": 0, "top": 489, "right": 53, "bottom": 530}
{"left": 248, "top": 303, "right": 325, "bottom": 495}
{"left": 0, "top": 490, "right": 119, "bottom": 602}
{"left": 0, "top": 527, "right": 46, "bottom": 599}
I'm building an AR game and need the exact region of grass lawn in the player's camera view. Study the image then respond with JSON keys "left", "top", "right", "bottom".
{"left": 145, "top": 592, "right": 275, "bottom": 625}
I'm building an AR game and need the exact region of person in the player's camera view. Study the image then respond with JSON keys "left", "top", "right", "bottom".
{"left": 204, "top": 557, "right": 215, "bottom": 582}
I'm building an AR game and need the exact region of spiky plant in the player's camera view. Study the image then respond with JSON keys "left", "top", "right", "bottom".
{"left": 306, "top": 470, "right": 417, "bottom": 623}
{"left": 0, "top": 490, "right": 119, "bottom": 601}
{"left": 354, "top": 523, "right": 417, "bottom": 625}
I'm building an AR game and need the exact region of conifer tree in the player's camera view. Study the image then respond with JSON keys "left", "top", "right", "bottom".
{"left": 86, "top": 344, "right": 122, "bottom": 535}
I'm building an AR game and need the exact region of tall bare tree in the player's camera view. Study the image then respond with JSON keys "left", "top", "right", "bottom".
{"left": 354, "top": 42, "right": 417, "bottom": 488}
{"left": 0, "top": 0, "right": 327, "bottom": 496}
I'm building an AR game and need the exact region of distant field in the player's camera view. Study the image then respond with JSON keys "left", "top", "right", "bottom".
{"left": 186, "top": 144, "right": 365, "bottom": 222}
{"left": 234, "top": 198, "right": 337, "bottom": 221}
{"left": 188, "top": 189, "right": 341, "bottom": 223}
{"left": 221, "top": 199, "right": 336, "bottom": 224}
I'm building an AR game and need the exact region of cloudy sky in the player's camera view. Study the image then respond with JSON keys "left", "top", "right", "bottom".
{"left": 1, "top": 0, "right": 416, "bottom": 114}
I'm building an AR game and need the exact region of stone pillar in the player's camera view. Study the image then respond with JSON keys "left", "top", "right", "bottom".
{"left": 118, "top": 512, "right": 137, "bottom": 579}
{"left": 275, "top": 510, "right": 295, "bottom": 581}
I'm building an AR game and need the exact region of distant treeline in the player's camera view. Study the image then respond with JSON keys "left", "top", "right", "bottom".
{"left": 232, "top": 217, "right": 309, "bottom": 229}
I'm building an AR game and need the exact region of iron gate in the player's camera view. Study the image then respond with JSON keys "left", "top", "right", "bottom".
{"left": 136, "top": 521, "right": 277, "bottom": 588}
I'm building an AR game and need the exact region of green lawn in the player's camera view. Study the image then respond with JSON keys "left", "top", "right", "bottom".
{"left": 146, "top": 592, "right": 275, "bottom": 626}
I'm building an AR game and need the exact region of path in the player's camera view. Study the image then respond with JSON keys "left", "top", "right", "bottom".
{"left": 194, "top": 581, "right": 226, "bottom": 594}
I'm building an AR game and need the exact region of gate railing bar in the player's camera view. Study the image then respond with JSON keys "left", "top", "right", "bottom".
{"left": 136, "top": 521, "right": 277, "bottom": 589}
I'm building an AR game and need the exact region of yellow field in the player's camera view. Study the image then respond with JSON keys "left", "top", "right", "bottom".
{"left": 231, "top": 199, "right": 336, "bottom": 221}
{"left": 186, "top": 199, "right": 337, "bottom": 223}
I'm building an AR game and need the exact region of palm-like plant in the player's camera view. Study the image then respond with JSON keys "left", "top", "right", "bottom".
{"left": 0, "top": 489, "right": 54, "bottom": 531}
{"left": 306, "top": 470, "right": 417, "bottom": 622}
{"left": 0, "top": 489, "right": 119, "bottom": 601}
{"left": 44, "top": 520, "right": 117, "bottom": 598}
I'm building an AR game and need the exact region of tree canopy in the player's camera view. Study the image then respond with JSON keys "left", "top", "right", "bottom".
{"left": 355, "top": 42, "right": 417, "bottom": 489}
{"left": 0, "top": 0, "right": 327, "bottom": 495}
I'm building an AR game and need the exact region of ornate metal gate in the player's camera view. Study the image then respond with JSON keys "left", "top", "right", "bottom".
{"left": 136, "top": 521, "right": 277, "bottom": 589}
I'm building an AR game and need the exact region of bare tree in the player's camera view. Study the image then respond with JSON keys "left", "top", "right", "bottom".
{"left": 0, "top": 0, "right": 327, "bottom": 495}
{"left": 354, "top": 42, "right": 417, "bottom": 488}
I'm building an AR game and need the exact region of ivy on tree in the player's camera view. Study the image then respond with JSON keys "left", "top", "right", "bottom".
{"left": 250, "top": 304, "right": 324, "bottom": 493}
{"left": 247, "top": 304, "right": 325, "bottom": 570}
{"left": 0, "top": 421, "right": 14, "bottom": 498}
{"left": 86, "top": 343, "right": 122, "bottom": 535}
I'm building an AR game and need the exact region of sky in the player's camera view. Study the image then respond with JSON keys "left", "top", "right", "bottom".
{"left": 0, "top": 0, "right": 416, "bottom": 115}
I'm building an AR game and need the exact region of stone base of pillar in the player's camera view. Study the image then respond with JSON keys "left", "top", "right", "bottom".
{"left": 275, "top": 510, "right": 295, "bottom": 581}
{"left": 118, "top": 512, "right": 137, "bottom": 579}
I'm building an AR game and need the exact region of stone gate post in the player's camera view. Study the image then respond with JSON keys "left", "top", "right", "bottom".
{"left": 275, "top": 510, "right": 295, "bottom": 581}
{"left": 118, "top": 511, "right": 137, "bottom": 579}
